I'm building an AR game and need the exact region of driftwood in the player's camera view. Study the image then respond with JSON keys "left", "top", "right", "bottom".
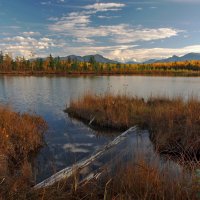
{"left": 34, "top": 126, "right": 137, "bottom": 189}
{"left": 89, "top": 116, "right": 95, "bottom": 125}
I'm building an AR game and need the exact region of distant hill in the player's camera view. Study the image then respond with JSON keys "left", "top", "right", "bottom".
{"left": 126, "top": 61, "right": 139, "bottom": 64}
{"left": 126, "top": 53, "right": 200, "bottom": 64}
{"left": 60, "top": 54, "right": 118, "bottom": 64}
{"left": 145, "top": 53, "right": 200, "bottom": 64}
{"left": 143, "top": 59, "right": 158, "bottom": 64}
{"left": 60, "top": 55, "right": 84, "bottom": 62}
{"left": 31, "top": 52, "right": 200, "bottom": 64}
{"left": 31, "top": 54, "right": 118, "bottom": 64}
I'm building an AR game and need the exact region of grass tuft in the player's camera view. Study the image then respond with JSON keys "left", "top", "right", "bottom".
{"left": 0, "top": 106, "right": 47, "bottom": 199}
{"left": 66, "top": 93, "right": 200, "bottom": 158}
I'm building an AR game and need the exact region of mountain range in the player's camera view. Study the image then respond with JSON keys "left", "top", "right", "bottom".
{"left": 63, "top": 53, "right": 200, "bottom": 64}
{"left": 60, "top": 54, "right": 118, "bottom": 64}
{"left": 33, "top": 53, "right": 200, "bottom": 64}
{"left": 143, "top": 53, "right": 200, "bottom": 64}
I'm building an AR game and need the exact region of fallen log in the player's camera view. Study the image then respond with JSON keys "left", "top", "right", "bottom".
{"left": 34, "top": 126, "right": 137, "bottom": 189}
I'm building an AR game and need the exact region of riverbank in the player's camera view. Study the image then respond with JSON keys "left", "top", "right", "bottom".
{"left": 1, "top": 53, "right": 200, "bottom": 77}
{"left": 0, "top": 106, "right": 47, "bottom": 199}
{"left": 1, "top": 70, "right": 200, "bottom": 77}
{"left": 66, "top": 94, "right": 200, "bottom": 159}
{"left": 32, "top": 126, "right": 199, "bottom": 200}
{"left": 32, "top": 153, "right": 199, "bottom": 200}
{"left": 0, "top": 103, "right": 199, "bottom": 199}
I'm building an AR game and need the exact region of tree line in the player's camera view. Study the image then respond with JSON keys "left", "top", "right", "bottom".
{"left": 1, "top": 51, "right": 200, "bottom": 74}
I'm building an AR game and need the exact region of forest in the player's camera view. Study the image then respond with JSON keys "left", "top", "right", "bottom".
{"left": 1, "top": 51, "right": 200, "bottom": 75}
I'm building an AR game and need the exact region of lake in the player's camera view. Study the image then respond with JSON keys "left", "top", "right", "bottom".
{"left": 0, "top": 75, "right": 199, "bottom": 182}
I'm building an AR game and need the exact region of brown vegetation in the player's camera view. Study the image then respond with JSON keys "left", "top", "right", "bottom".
{"left": 1, "top": 95, "right": 199, "bottom": 199}
{"left": 0, "top": 106, "right": 47, "bottom": 199}
{"left": 66, "top": 94, "right": 200, "bottom": 158}
{"left": 32, "top": 155, "right": 200, "bottom": 200}
{"left": 1, "top": 51, "right": 200, "bottom": 76}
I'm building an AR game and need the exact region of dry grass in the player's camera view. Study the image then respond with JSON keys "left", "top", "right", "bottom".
{"left": 32, "top": 155, "right": 200, "bottom": 200}
{"left": 66, "top": 94, "right": 200, "bottom": 158}
{"left": 1, "top": 95, "right": 199, "bottom": 199}
{"left": 0, "top": 106, "right": 47, "bottom": 200}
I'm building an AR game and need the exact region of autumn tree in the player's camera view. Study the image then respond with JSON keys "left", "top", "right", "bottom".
{"left": 3, "top": 53, "right": 13, "bottom": 71}
{"left": 48, "top": 54, "right": 54, "bottom": 70}
{"left": 0, "top": 51, "right": 3, "bottom": 65}
{"left": 36, "top": 58, "right": 44, "bottom": 71}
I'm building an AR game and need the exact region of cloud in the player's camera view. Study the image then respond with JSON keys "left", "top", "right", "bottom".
{"left": 48, "top": 2, "right": 126, "bottom": 32}
{"left": 72, "top": 37, "right": 95, "bottom": 44}
{"left": 48, "top": 17, "right": 59, "bottom": 21}
{"left": 41, "top": 1, "right": 51, "bottom": 5}
{"left": 1, "top": 1, "right": 189, "bottom": 62}
{"left": 136, "top": 7, "right": 143, "bottom": 11}
{"left": 22, "top": 31, "right": 41, "bottom": 37}
{"left": 54, "top": 44, "right": 138, "bottom": 58}
{"left": 48, "top": 2, "right": 180, "bottom": 47}
{"left": 107, "top": 26, "right": 180, "bottom": 44}
{"left": 107, "top": 45, "right": 200, "bottom": 62}
{"left": 0, "top": 36, "right": 57, "bottom": 58}
{"left": 49, "top": 12, "right": 91, "bottom": 32}
{"left": 55, "top": 44, "right": 200, "bottom": 62}
{"left": 83, "top": 3, "right": 125, "bottom": 12}
{"left": 2, "top": 33, "right": 199, "bottom": 62}
{"left": 49, "top": 9, "right": 180, "bottom": 45}
{"left": 97, "top": 15, "right": 119, "bottom": 19}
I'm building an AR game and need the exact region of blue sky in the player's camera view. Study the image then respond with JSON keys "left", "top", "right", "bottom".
{"left": 1, "top": 0, "right": 200, "bottom": 62}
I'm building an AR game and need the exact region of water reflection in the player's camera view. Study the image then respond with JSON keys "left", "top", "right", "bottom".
{"left": 0, "top": 75, "right": 200, "bottom": 182}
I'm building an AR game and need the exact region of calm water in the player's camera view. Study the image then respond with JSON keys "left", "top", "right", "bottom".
{"left": 0, "top": 75, "right": 200, "bottom": 182}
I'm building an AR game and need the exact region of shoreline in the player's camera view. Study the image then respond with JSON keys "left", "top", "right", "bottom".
{"left": 0, "top": 101, "right": 199, "bottom": 199}
{"left": 0, "top": 106, "right": 47, "bottom": 199}
{"left": 1, "top": 70, "right": 200, "bottom": 77}
{"left": 66, "top": 94, "right": 200, "bottom": 160}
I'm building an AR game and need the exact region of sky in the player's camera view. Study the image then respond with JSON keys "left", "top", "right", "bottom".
{"left": 1, "top": 0, "right": 200, "bottom": 62}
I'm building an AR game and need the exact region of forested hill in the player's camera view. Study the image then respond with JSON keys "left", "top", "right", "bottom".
{"left": 60, "top": 54, "right": 118, "bottom": 64}
{"left": 1, "top": 51, "right": 200, "bottom": 76}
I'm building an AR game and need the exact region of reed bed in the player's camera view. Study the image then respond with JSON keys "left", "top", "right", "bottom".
{"left": 1, "top": 95, "right": 200, "bottom": 199}
{"left": 66, "top": 94, "right": 200, "bottom": 158}
{"left": 32, "top": 154, "right": 200, "bottom": 200}
{"left": 0, "top": 106, "right": 47, "bottom": 199}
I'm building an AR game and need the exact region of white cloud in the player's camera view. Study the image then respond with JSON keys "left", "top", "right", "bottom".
{"left": 107, "top": 45, "right": 200, "bottom": 62}
{"left": 22, "top": 31, "right": 41, "bottom": 36}
{"left": 0, "top": 36, "right": 56, "bottom": 58}
{"left": 54, "top": 44, "right": 138, "bottom": 58}
{"left": 55, "top": 44, "right": 200, "bottom": 62}
{"left": 49, "top": 9, "right": 180, "bottom": 45}
{"left": 97, "top": 15, "right": 118, "bottom": 19}
{"left": 72, "top": 37, "right": 95, "bottom": 44}
{"left": 107, "top": 26, "right": 180, "bottom": 44}
{"left": 48, "top": 17, "right": 59, "bottom": 21}
{"left": 41, "top": 1, "right": 51, "bottom": 5}
{"left": 136, "top": 7, "right": 143, "bottom": 11}
{"left": 83, "top": 3, "right": 125, "bottom": 12}
{"left": 49, "top": 12, "right": 91, "bottom": 32}
{"left": 48, "top": 2, "right": 180, "bottom": 46}
{"left": 48, "top": 2, "right": 125, "bottom": 33}
{"left": 1, "top": 1, "right": 190, "bottom": 62}
{"left": 2, "top": 34, "right": 200, "bottom": 62}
